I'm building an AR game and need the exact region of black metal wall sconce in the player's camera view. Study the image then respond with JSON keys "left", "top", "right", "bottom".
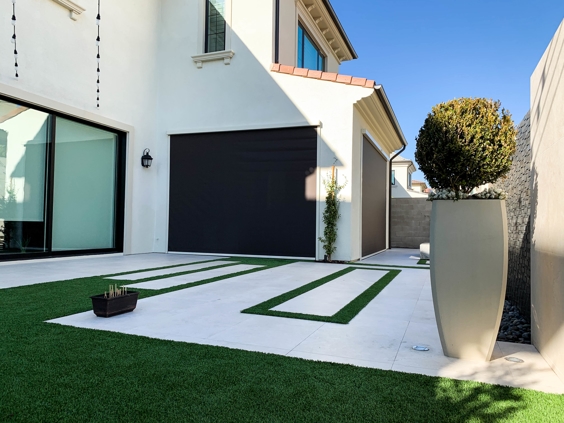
{"left": 141, "top": 149, "right": 153, "bottom": 168}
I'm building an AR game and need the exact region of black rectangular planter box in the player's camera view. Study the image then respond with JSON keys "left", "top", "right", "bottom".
{"left": 90, "top": 292, "right": 139, "bottom": 318}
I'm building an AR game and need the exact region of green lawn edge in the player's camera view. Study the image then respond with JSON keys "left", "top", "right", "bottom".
{"left": 242, "top": 268, "right": 401, "bottom": 324}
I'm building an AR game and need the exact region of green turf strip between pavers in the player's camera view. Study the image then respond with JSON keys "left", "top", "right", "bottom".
{"left": 241, "top": 267, "right": 401, "bottom": 324}
{"left": 105, "top": 257, "right": 237, "bottom": 278}
{"left": 418, "top": 259, "right": 430, "bottom": 265}
{"left": 100, "top": 257, "right": 292, "bottom": 294}
{"left": 1, "top": 256, "right": 563, "bottom": 422}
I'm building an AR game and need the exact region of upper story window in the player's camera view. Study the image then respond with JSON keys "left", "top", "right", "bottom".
{"left": 297, "top": 23, "right": 325, "bottom": 71}
{"left": 205, "top": 0, "right": 226, "bottom": 53}
{"left": 408, "top": 173, "right": 412, "bottom": 189}
{"left": 391, "top": 170, "right": 396, "bottom": 186}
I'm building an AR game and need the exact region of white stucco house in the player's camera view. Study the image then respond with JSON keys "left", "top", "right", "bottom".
{"left": 391, "top": 156, "right": 427, "bottom": 198}
{"left": 0, "top": 0, "right": 407, "bottom": 262}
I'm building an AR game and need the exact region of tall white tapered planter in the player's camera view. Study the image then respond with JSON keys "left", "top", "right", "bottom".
{"left": 430, "top": 199, "right": 508, "bottom": 361}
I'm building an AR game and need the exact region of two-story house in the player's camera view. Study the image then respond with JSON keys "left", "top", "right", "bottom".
{"left": 0, "top": 0, "right": 407, "bottom": 262}
{"left": 391, "top": 156, "right": 428, "bottom": 198}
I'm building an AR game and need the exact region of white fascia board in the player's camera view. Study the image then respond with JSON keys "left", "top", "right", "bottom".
{"left": 51, "top": 0, "right": 85, "bottom": 20}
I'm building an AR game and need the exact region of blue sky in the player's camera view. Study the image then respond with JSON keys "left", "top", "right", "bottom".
{"left": 331, "top": 0, "right": 564, "bottom": 183}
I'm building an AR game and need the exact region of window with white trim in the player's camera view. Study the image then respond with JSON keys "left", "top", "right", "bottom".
{"left": 205, "top": 0, "right": 226, "bottom": 53}
{"left": 297, "top": 23, "right": 325, "bottom": 71}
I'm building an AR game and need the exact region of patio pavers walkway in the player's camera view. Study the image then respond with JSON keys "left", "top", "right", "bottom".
{"left": 124, "top": 264, "right": 265, "bottom": 290}
{"left": 38, "top": 250, "right": 564, "bottom": 394}
{"left": 0, "top": 253, "right": 226, "bottom": 289}
{"left": 107, "top": 260, "right": 236, "bottom": 280}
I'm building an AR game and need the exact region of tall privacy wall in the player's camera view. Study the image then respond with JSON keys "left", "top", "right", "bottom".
{"left": 530, "top": 19, "right": 564, "bottom": 383}
{"left": 390, "top": 199, "right": 431, "bottom": 249}
{"left": 494, "top": 112, "right": 531, "bottom": 320}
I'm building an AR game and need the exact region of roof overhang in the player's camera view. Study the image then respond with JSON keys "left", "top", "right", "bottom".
{"left": 300, "top": 0, "right": 358, "bottom": 62}
{"left": 355, "top": 85, "right": 407, "bottom": 155}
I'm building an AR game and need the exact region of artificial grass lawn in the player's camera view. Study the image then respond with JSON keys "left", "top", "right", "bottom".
{"left": 242, "top": 267, "right": 401, "bottom": 323}
{"left": 1, "top": 257, "right": 563, "bottom": 422}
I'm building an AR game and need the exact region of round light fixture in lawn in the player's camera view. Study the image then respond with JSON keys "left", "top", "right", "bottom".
{"left": 505, "top": 357, "right": 525, "bottom": 363}
{"left": 141, "top": 148, "right": 153, "bottom": 168}
{"left": 412, "top": 345, "right": 430, "bottom": 352}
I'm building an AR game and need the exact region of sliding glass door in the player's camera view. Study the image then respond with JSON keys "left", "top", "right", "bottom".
{"left": 52, "top": 118, "right": 118, "bottom": 251}
{"left": 0, "top": 98, "right": 124, "bottom": 259}
{"left": 0, "top": 102, "right": 49, "bottom": 255}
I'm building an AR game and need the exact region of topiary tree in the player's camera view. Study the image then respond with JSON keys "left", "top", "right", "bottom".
{"left": 415, "top": 98, "right": 516, "bottom": 196}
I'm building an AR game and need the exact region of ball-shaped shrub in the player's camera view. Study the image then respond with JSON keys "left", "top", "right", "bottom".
{"left": 415, "top": 98, "right": 516, "bottom": 194}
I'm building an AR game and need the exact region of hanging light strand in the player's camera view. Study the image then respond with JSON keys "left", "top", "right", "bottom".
{"left": 11, "top": 0, "right": 18, "bottom": 78}
{"left": 96, "top": 0, "right": 101, "bottom": 107}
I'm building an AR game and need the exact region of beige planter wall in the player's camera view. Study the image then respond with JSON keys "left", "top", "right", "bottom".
{"left": 431, "top": 200, "right": 508, "bottom": 361}
{"left": 530, "top": 19, "right": 564, "bottom": 382}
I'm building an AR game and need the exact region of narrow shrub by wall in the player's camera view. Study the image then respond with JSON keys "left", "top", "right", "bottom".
{"left": 494, "top": 112, "right": 531, "bottom": 320}
{"left": 390, "top": 198, "right": 432, "bottom": 249}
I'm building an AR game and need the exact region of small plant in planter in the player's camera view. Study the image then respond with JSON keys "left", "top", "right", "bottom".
{"left": 91, "top": 284, "right": 139, "bottom": 318}
{"left": 318, "top": 166, "right": 346, "bottom": 262}
{"left": 415, "top": 98, "right": 516, "bottom": 361}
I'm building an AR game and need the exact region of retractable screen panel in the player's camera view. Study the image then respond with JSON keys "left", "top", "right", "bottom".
{"left": 169, "top": 127, "right": 317, "bottom": 257}
{"left": 362, "top": 136, "right": 388, "bottom": 256}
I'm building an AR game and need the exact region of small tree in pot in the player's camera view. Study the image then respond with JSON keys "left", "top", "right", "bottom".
{"left": 415, "top": 98, "right": 516, "bottom": 361}
{"left": 415, "top": 98, "right": 516, "bottom": 197}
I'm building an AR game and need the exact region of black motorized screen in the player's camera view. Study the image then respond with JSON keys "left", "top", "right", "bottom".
{"left": 169, "top": 127, "right": 318, "bottom": 257}
{"left": 362, "top": 136, "right": 388, "bottom": 256}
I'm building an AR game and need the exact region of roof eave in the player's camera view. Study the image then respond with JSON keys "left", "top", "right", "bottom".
{"left": 320, "top": 0, "right": 358, "bottom": 60}
{"left": 374, "top": 85, "right": 408, "bottom": 148}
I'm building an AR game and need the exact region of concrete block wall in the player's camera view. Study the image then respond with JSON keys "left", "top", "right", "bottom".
{"left": 494, "top": 112, "right": 531, "bottom": 320}
{"left": 390, "top": 198, "right": 432, "bottom": 249}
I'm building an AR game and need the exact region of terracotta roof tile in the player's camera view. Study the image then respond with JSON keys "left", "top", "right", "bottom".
{"left": 336, "top": 74, "right": 353, "bottom": 84}
{"left": 321, "top": 72, "right": 338, "bottom": 82}
{"left": 351, "top": 77, "right": 368, "bottom": 86}
{"left": 271, "top": 64, "right": 375, "bottom": 88}
{"left": 279, "top": 65, "right": 295, "bottom": 74}
{"left": 307, "top": 70, "right": 323, "bottom": 79}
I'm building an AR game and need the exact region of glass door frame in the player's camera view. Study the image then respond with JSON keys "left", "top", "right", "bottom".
{"left": 0, "top": 94, "right": 126, "bottom": 262}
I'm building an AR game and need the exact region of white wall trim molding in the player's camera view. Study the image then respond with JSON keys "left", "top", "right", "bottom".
{"left": 192, "top": 50, "right": 235, "bottom": 68}
{"left": 0, "top": 82, "right": 133, "bottom": 132}
{"left": 51, "top": 0, "right": 85, "bottom": 20}
{"left": 167, "top": 120, "right": 320, "bottom": 135}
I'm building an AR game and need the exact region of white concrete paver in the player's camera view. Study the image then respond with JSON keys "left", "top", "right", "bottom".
{"left": 124, "top": 264, "right": 264, "bottom": 290}
{"left": 0, "top": 253, "right": 227, "bottom": 289}
{"left": 359, "top": 248, "right": 428, "bottom": 268}
{"left": 39, "top": 250, "right": 564, "bottom": 394}
{"left": 107, "top": 260, "right": 237, "bottom": 281}
{"left": 272, "top": 269, "right": 388, "bottom": 316}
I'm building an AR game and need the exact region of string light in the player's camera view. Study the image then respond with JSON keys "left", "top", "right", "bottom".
{"left": 96, "top": 0, "right": 101, "bottom": 107}
{"left": 12, "top": 0, "right": 18, "bottom": 78}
